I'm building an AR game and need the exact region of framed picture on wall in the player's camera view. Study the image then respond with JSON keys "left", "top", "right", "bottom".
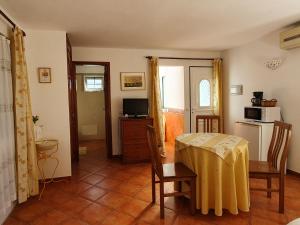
{"left": 120, "top": 72, "right": 145, "bottom": 91}
{"left": 38, "top": 67, "right": 51, "bottom": 83}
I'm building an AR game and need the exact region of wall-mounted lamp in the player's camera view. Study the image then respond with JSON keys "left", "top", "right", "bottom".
{"left": 265, "top": 58, "right": 282, "bottom": 70}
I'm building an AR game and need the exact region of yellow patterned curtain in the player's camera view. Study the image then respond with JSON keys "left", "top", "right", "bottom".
{"left": 213, "top": 58, "right": 224, "bottom": 133}
{"left": 149, "top": 57, "right": 165, "bottom": 156}
{"left": 11, "top": 27, "right": 39, "bottom": 203}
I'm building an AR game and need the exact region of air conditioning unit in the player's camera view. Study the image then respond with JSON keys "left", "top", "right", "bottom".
{"left": 280, "top": 26, "right": 300, "bottom": 50}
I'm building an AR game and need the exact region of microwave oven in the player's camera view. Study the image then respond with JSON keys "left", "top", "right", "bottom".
{"left": 244, "top": 106, "right": 281, "bottom": 122}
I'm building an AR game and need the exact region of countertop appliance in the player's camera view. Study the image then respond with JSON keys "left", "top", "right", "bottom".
{"left": 251, "top": 91, "right": 263, "bottom": 106}
{"left": 244, "top": 106, "right": 280, "bottom": 123}
{"left": 234, "top": 121, "right": 274, "bottom": 161}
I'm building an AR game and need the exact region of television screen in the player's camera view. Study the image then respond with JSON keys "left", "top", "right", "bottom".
{"left": 123, "top": 98, "right": 149, "bottom": 116}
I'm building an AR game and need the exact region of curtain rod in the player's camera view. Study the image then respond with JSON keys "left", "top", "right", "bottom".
{"left": 145, "top": 56, "right": 222, "bottom": 61}
{"left": 0, "top": 9, "right": 26, "bottom": 36}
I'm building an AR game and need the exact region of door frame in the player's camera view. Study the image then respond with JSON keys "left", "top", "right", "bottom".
{"left": 70, "top": 61, "right": 113, "bottom": 159}
{"left": 188, "top": 66, "right": 213, "bottom": 132}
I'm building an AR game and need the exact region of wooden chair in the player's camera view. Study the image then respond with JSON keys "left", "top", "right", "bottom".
{"left": 196, "top": 115, "right": 220, "bottom": 133}
{"left": 249, "top": 120, "right": 292, "bottom": 213}
{"left": 146, "top": 125, "right": 197, "bottom": 218}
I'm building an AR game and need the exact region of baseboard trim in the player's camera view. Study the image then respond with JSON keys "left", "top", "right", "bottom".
{"left": 39, "top": 176, "right": 71, "bottom": 183}
{"left": 79, "top": 138, "right": 105, "bottom": 142}
{"left": 111, "top": 154, "right": 122, "bottom": 159}
{"left": 287, "top": 169, "right": 300, "bottom": 177}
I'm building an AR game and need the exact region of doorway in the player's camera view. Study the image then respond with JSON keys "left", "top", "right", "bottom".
{"left": 189, "top": 66, "right": 214, "bottom": 132}
{"left": 158, "top": 64, "right": 213, "bottom": 158}
{"left": 159, "top": 66, "right": 185, "bottom": 159}
{"left": 69, "top": 61, "right": 112, "bottom": 162}
{"left": 76, "top": 64, "right": 107, "bottom": 161}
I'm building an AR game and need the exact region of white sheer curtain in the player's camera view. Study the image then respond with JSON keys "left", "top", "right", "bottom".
{"left": 0, "top": 36, "right": 17, "bottom": 224}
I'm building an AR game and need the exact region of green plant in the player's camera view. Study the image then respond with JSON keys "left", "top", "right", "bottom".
{"left": 32, "top": 115, "right": 39, "bottom": 124}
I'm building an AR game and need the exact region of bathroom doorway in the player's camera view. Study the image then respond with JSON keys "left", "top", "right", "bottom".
{"left": 68, "top": 61, "right": 112, "bottom": 163}
{"left": 76, "top": 64, "right": 107, "bottom": 161}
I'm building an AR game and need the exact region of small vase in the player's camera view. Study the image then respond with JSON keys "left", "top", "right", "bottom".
{"left": 34, "top": 124, "right": 44, "bottom": 141}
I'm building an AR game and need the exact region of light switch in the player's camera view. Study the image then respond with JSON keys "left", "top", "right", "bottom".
{"left": 230, "top": 85, "right": 243, "bottom": 95}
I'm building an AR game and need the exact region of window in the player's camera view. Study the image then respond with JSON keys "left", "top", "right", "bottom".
{"left": 161, "top": 76, "right": 166, "bottom": 107}
{"left": 199, "top": 79, "right": 211, "bottom": 107}
{"left": 84, "top": 75, "right": 104, "bottom": 92}
{"left": 159, "top": 66, "right": 185, "bottom": 110}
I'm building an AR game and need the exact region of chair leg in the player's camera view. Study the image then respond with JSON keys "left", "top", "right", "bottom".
{"left": 267, "top": 177, "right": 272, "bottom": 198}
{"left": 178, "top": 181, "right": 182, "bottom": 192}
{"left": 151, "top": 167, "right": 156, "bottom": 204}
{"left": 160, "top": 181, "right": 165, "bottom": 218}
{"left": 190, "top": 178, "right": 196, "bottom": 215}
{"left": 279, "top": 175, "right": 285, "bottom": 213}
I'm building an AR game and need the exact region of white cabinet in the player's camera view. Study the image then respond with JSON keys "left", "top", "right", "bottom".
{"left": 234, "top": 121, "right": 274, "bottom": 161}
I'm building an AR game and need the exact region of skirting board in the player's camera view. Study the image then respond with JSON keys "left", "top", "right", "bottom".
{"left": 39, "top": 176, "right": 71, "bottom": 183}
{"left": 287, "top": 169, "right": 300, "bottom": 177}
{"left": 111, "top": 154, "right": 122, "bottom": 159}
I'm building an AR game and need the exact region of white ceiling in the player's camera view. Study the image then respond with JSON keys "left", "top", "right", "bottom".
{"left": 1, "top": 0, "right": 300, "bottom": 50}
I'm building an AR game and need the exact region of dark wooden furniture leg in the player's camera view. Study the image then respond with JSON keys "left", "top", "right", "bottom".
{"left": 267, "top": 177, "right": 272, "bottom": 198}
{"left": 160, "top": 181, "right": 165, "bottom": 218}
{"left": 279, "top": 175, "right": 285, "bottom": 213}
{"left": 178, "top": 181, "right": 182, "bottom": 192}
{"left": 152, "top": 166, "right": 156, "bottom": 203}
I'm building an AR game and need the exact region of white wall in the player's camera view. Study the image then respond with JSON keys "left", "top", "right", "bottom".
{"left": 0, "top": 17, "right": 10, "bottom": 36}
{"left": 222, "top": 29, "right": 300, "bottom": 172}
{"left": 72, "top": 47, "right": 220, "bottom": 155}
{"left": 25, "top": 30, "right": 71, "bottom": 178}
{"left": 76, "top": 64, "right": 105, "bottom": 74}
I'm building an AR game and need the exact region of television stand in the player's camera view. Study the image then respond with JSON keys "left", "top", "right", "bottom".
{"left": 134, "top": 115, "right": 147, "bottom": 119}
{"left": 125, "top": 114, "right": 148, "bottom": 119}
{"left": 119, "top": 116, "right": 153, "bottom": 163}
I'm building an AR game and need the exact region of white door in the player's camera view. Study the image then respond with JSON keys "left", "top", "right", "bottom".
{"left": 190, "top": 67, "right": 213, "bottom": 132}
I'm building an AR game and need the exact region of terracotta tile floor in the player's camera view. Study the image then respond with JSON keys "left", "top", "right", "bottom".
{"left": 4, "top": 140, "right": 300, "bottom": 225}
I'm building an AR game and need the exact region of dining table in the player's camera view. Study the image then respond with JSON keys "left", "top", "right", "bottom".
{"left": 175, "top": 132, "right": 250, "bottom": 216}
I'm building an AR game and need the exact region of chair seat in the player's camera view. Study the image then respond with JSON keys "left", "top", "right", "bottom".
{"left": 163, "top": 162, "right": 196, "bottom": 179}
{"left": 249, "top": 160, "right": 279, "bottom": 175}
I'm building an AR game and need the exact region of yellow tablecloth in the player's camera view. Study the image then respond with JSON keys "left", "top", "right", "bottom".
{"left": 175, "top": 133, "right": 250, "bottom": 216}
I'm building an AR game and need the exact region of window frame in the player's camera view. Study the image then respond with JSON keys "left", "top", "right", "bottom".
{"left": 83, "top": 74, "right": 104, "bottom": 92}
{"left": 161, "top": 76, "right": 166, "bottom": 108}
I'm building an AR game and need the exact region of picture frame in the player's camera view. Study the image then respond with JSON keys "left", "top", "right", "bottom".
{"left": 38, "top": 67, "right": 51, "bottom": 83}
{"left": 120, "top": 72, "right": 145, "bottom": 91}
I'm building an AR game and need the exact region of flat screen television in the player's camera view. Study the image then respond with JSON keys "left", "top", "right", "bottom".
{"left": 123, "top": 98, "right": 149, "bottom": 117}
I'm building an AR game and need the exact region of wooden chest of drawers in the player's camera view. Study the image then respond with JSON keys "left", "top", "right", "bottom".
{"left": 120, "top": 117, "right": 153, "bottom": 163}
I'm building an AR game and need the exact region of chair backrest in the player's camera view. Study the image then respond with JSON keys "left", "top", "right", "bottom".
{"left": 267, "top": 121, "right": 292, "bottom": 173}
{"left": 196, "top": 115, "right": 220, "bottom": 133}
{"left": 146, "top": 125, "right": 163, "bottom": 179}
